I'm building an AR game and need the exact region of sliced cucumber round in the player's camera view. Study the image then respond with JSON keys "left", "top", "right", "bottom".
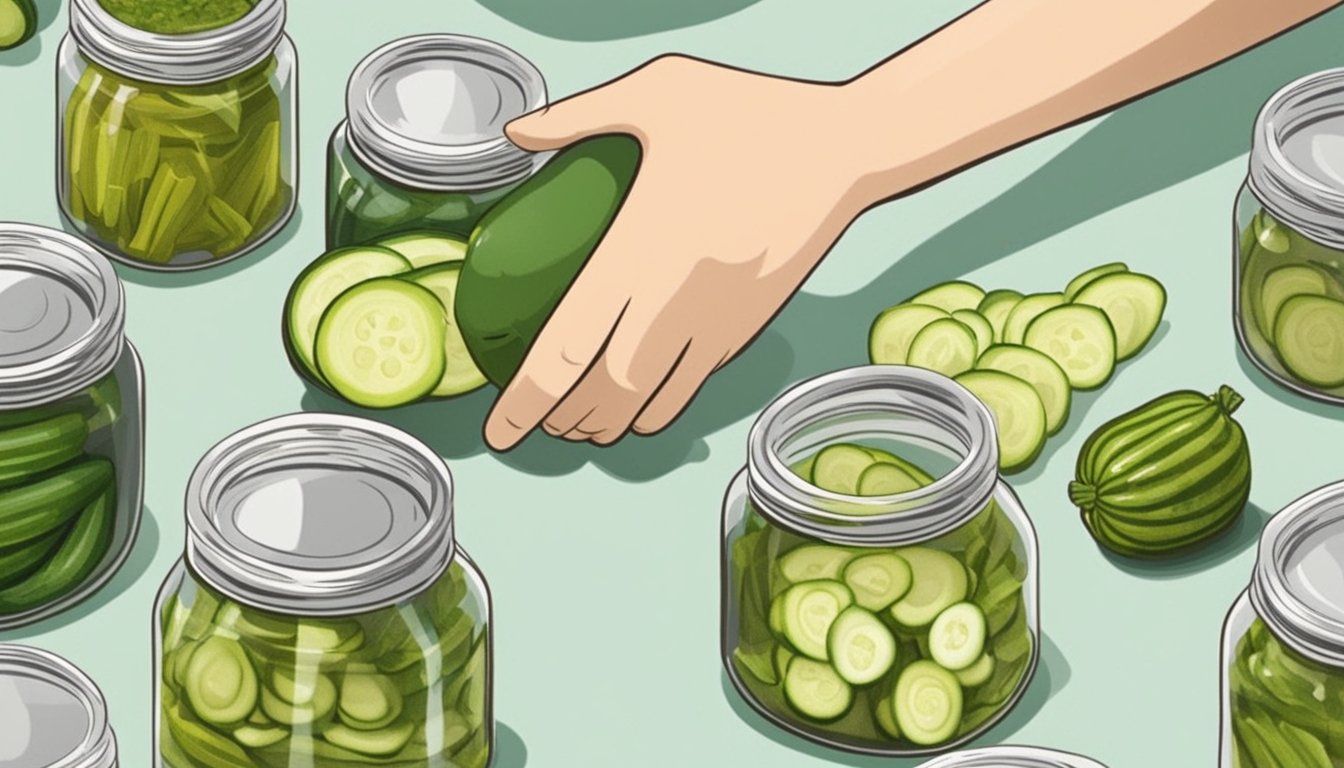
{"left": 1023, "top": 304, "right": 1117, "bottom": 390}
{"left": 314, "top": 279, "right": 448, "bottom": 408}
{"left": 976, "top": 344, "right": 1071, "bottom": 435}
{"left": 954, "top": 370, "right": 1047, "bottom": 473}
{"left": 1063, "top": 262, "right": 1128, "bottom": 301}
{"left": 906, "top": 280, "right": 986, "bottom": 313}
{"left": 184, "top": 637, "right": 258, "bottom": 726}
{"left": 869, "top": 304, "right": 947, "bottom": 364}
{"left": 864, "top": 448, "right": 936, "bottom": 485}
{"left": 324, "top": 722, "right": 416, "bottom": 757}
{"left": 338, "top": 671, "right": 403, "bottom": 730}
{"left": 908, "top": 318, "right": 979, "bottom": 377}
{"left": 1002, "top": 292, "right": 1066, "bottom": 345}
{"left": 375, "top": 230, "right": 469, "bottom": 269}
{"left": 1073, "top": 272, "right": 1166, "bottom": 361}
{"left": 779, "top": 580, "right": 854, "bottom": 660}
{"left": 842, "top": 552, "right": 913, "bottom": 611}
{"left": 951, "top": 309, "right": 994, "bottom": 352}
{"left": 783, "top": 657, "right": 853, "bottom": 721}
{"left": 928, "top": 602, "right": 987, "bottom": 671}
{"left": 779, "top": 545, "right": 854, "bottom": 583}
{"left": 1259, "top": 265, "right": 1331, "bottom": 341}
{"left": 874, "top": 696, "right": 902, "bottom": 740}
{"left": 976, "top": 289, "right": 1024, "bottom": 343}
{"left": 826, "top": 606, "right": 897, "bottom": 685}
{"left": 1274, "top": 294, "right": 1344, "bottom": 387}
{"left": 889, "top": 547, "right": 968, "bottom": 628}
{"left": 403, "top": 263, "right": 488, "bottom": 398}
{"left": 0, "top": 0, "right": 35, "bottom": 50}
{"left": 893, "top": 660, "right": 963, "bottom": 746}
{"left": 811, "top": 443, "right": 876, "bottom": 495}
{"left": 856, "top": 463, "right": 922, "bottom": 497}
{"left": 953, "top": 653, "right": 995, "bottom": 687}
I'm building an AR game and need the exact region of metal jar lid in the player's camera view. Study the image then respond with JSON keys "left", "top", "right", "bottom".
{"left": 185, "top": 413, "right": 456, "bottom": 616}
{"left": 0, "top": 645, "right": 117, "bottom": 768}
{"left": 1248, "top": 67, "right": 1344, "bottom": 250}
{"left": 917, "top": 746, "right": 1108, "bottom": 768}
{"left": 345, "top": 34, "right": 547, "bottom": 191}
{"left": 0, "top": 223, "right": 125, "bottom": 411}
{"left": 1250, "top": 479, "right": 1344, "bottom": 666}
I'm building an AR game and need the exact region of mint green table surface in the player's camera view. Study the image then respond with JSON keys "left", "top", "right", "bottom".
{"left": 5, "top": 1, "right": 1344, "bottom": 766}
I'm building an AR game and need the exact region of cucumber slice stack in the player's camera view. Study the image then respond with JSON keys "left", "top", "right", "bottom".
{"left": 729, "top": 444, "right": 1034, "bottom": 750}
{"left": 868, "top": 263, "right": 1167, "bottom": 473}
{"left": 282, "top": 231, "right": 488, "bottom": 408}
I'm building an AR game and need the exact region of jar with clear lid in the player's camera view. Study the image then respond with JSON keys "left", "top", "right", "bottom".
{"left": 917, "top": 745, "right": 1108, "bottom": 768}
{"left": 722, "top": 366, "right": 1040, "bottom": 756}
{"left": 0, "top": 643, "right": 119, "bottom": 767}
{"left": 57, "top": 0, "right": 297, "bottom": 270}
{"left": 1235, "top": 68, "right": 1344, "bottom": 401}
{"left": 154, "top": 414, "right": 492, "bottom": 767}
{"left": 0, "top": 223, "right": 144, "bottom": 630}
{"left": 1220, "top": 480, "right": 1344, "bottom": 766}
{"left": 327, "top": 34, "right": 547, "bottom": 249}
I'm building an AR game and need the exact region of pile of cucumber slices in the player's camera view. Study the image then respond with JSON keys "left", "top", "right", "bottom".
{"left": 283, "top": 231, "right": 487, "bottom": 408}
{"left": 869, "top": 263, "right": 1166, "bottom": 472}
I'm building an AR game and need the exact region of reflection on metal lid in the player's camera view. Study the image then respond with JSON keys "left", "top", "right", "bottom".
{"left": 916, "top": 745, "right": 1107, "bottom": 768}
{"left": 0, "top": 644, "right": 117, "bottom": 768}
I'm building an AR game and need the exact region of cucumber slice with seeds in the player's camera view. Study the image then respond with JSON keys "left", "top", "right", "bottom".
{"left": 976, "top": 344, "right": 1071, "bottom": 435}
{"left": 952, "top": 309, "right": 994, "bottom": 352}
{"left": 784, "top": 657, "right": 853, "bottom": 721}
{"left": 1274, "top": 295, "right": 1344, "bottom": 387}
{"left": 893, "top": 660, "right": 963, "bottom": 745}
{"left": 907, "top": 318, "right": 979, "bottom": 377}
{"left": 954, "top": 370, "right": 1047, "bottom": 473}
{"left": 403, "top": 263, "right": 488, "bottom": 397}
{"left": 977, "top": 289, "right": 1024, "bottom": 343}
{"left": 1073, "top": 272, "right": 1166, "bottom": 360}
{"left": 1023, "top": 304, "right": 1117, "bottom": 389}
{"left": 842, "top": 553, "right": 913, "bottom": 611}
{"left": 1064, "top": 262, "right": 1128, "bottom": 301}
{"left": 1002, "top": 293, "right": 1066, "bottom": 345}
{"left": 812, "top": 443, "right": 876, "bottom": 495}
{"left": 928, "top": 602, "right": 987, "bottom": 671}
{"left": 826, "top": 606, "right": 897, "bottom": 685}
{"left": 779, "top": 580, "right": 854, "bottom": 660}
{"left": 889, "top": 548, "right": 968, "bottom": 628}
{"left": 779, "top": 545, "right": 854, "bottom": 583}
{"left": 869, "top": 304, "right": 947, "bottom": 364}
{"left": 906, "top": 280, "right": 986, "bottom": 313}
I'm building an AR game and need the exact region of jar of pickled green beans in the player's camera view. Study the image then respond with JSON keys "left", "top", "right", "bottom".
{"left": 722, "top": 366, "right": 1040, "bottom": 757}
{"left": 154, "top": 415, "right": 492, "bottom": 767}
{"left": 1220, "top": 480, "right": 1344, "bottom": 767}
{"left": 327, "top": 34, "right": 547, "bottom": 249}
{"left": 57, "top": 0, "right": 296, "bottom": 270}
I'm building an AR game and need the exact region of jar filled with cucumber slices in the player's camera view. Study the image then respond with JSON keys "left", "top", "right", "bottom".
{"left": 1235, "top": 68, "right": 1344, "bottom": 401}
{"left": 155, "top": 414, "right": 492, "bottom": 768}
{"left": 1220, "top": 480, "right": 1344, "bottom": 767}
{"left": 57, "top": 0, "right": 297, "bottom": 270}
{"left": 0, "top": 644, "right": 119, "bottom": 767}
{"left": 327, "top": 34, "right": 547, "bottom": 248}
{"left": 0, "top": 223, "right": 144, "bottom": 630}
{"left": 722, "top": 366, "right": 1040, "bottom": 756}
{"left": 916, "top": 745, "right": 1108, "bottom": 768}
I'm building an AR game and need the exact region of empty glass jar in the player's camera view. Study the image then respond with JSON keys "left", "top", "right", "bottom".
{"left": 722, "top": 366, "right": 1040, "bottom": 757}
{"left": 917, "top": 745, "right": 1107, "bottom": 768}
{"left": 0, "top": 643, "right": 119, "bottom": 767}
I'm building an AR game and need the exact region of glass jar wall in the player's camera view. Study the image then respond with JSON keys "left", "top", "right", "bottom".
{"left": 56, "top": 0, "right": 297, "bottom": 270}
{"left": 0, "top": 224, "right": 144, "bottom": 630}
{"left": 916, "top": 745, "right": 1108, "bottom": 768}
{"left": 154, "top": 414, "right": 492, "bottom": 767}
{"left": 722, "top": 366, "right": 1040, "bottom": 757}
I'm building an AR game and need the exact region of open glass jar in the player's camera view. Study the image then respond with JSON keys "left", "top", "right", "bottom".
{"left": 327, "top": 34, "right": 547, "bottom": 248}
{"left": 57, "top": 0, "right": 297, "bottom": 270}
{"left": 0, "top": 223, "right": 144, "bottom": 630}
{"left": 1220, "top": 480, "right": 1344, "bottom": 766}
{"left": 0, "top": 644, "right": 119, "bottom": 767}
{"left": 917, "top": 745, "right": 1107, "bottom": 768}
{"left": 1235, "top": 68, "right": 1344, "bottom": 402}
{"left": 154, "top": 414, "right": 492, "bottom": 768}
{"left": 722, "top": 366, "right": 1040, "bottom": 757}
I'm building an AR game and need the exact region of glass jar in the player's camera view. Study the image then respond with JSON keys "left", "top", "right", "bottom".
{"left": 722, "top": 366, "right": 1040, "bottom": 757}
{"left": 57, "top": 0, "right": 297, "bottom": 271}
{"left": 1220, "top": 480, "right": 1344, "bottom": 766}
{"left": 327, "top": 34, "right": 547, "bottom": 248}
{"left": 917, "top": 746, "right": 1107, "bottom": 768}
{"left": 1234, "top": 68, "right": 1344, "bottom": 402}
{"left": 154, "top": 414, "right": 492, "bottom": 768}
{"left": 0, "top": 643, "right": 119, "bottom": 767}
{"left": 0, "top": 223, "right": 144, "bottom": 630}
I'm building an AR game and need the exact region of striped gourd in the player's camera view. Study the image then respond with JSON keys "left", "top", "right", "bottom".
{"left": 1069, "top": 385, "right": 1250, "bottom": 558}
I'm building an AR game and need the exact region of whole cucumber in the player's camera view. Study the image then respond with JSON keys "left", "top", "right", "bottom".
{"left": 0, "top": 458, "right": 114, "bottom": 548}
{"left": 0, "top": 413, "right": 90, "bottom": 487}
{"left": 0, "top": 483, "right": 115, "bottom": 613}
{"left": 0, "top": 526, "right": 68, "bottom": 590}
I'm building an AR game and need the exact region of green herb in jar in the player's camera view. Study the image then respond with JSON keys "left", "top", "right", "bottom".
{"left": 96, "top": 0, "right": 254, "bottom": 34}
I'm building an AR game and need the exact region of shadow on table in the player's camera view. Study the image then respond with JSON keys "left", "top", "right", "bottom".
{"left": 720, "top": 632, "right": 1070, "bottom": 767}
{"left": 0, "top": 506, "right": 161, "bottom": 639}
{"left": 110, "top": 206, "right": 305, "bottom": 289}
{"left": 1100, "top": 503, "right": 1271, "bottom": 579}
{"left": 0, "top": 0, "right": 61, "bottom": 67}
{"left": 1234, "top": 343, "right": 1344, "bottom": 422}
{"left": 475, "top": 0, "right": 762, "bottom": 41}
{"left": 495, "top": 723, "right": 528, "bottom": 768}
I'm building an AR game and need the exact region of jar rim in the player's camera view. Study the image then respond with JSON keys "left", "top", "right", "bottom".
{"left": 1250, "top": 479, "right": 1344, "bottom": 666}
{"left": 185, "top": 413, "right": 456, "bottom": 616}
{"left": 745, "top": 365, "right": 1000, "bottom": 546}
{"left": 1248, "top": 67, "right": 1344, "bottom": 250}
{"left": 344, "top": 34, "right": 548, "bottom": 191}
{"left": 0, "top": 644, "right": 117, "bottom": 768}
{"left": 0, "top": 223, "right": 125, "bottom": 410}
{"left": 68, "top": 0, "right": 287, "bottom": 84}
{"left": 915, "top": 746, "right": 1107, "bottom": 768}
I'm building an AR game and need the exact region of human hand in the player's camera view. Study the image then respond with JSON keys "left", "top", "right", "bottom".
{"left": 482, "top": 55, "right": 881, "bottom": 450}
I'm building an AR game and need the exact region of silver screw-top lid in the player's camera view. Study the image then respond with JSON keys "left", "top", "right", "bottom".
{"left": 1248, "top": 67, "right": 1344, "bottom": 250}
{"left": 0, "top": 223, "right": 125, "bottom": 411}
{"left": 186, "top": 413, "right": 455, "bottom": 616}
{"left": 0, "top": 645, "right": 117, "bottom": 768}
{"left": 1250, "top": 480, "right": 1344, "bottom": 666}
{"left": 916, "top": 746, "right": 1108, "bottom": 768}
{"left": 345, "top": 34, "right": 547, "bottom": 190}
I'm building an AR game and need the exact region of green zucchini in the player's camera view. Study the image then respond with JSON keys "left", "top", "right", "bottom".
{"left": 0, "top": 458, "right": 113, "bottom": 548}
{"left": 0, "top": 0, "right": 35, "bottom": 50}
{"left": 0, "top": 483, "right": 115, "bottom": 613}
{"left": 869, "top": 304, "right": 947, "bottom": 365}
{"left": 905, "top": 280, "right": 986, "bottom": 313}
{"left": 0, "top": 413, "right": 89, "bottom": 487}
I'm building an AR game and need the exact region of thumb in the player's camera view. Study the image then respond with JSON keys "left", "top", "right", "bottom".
{"left": 506, "top": 82, "right": 635, "bottom": 151}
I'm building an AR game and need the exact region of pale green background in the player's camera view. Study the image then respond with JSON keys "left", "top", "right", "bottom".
{"left": 3, "top": 1, "right": 1344, "bottom": 766}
